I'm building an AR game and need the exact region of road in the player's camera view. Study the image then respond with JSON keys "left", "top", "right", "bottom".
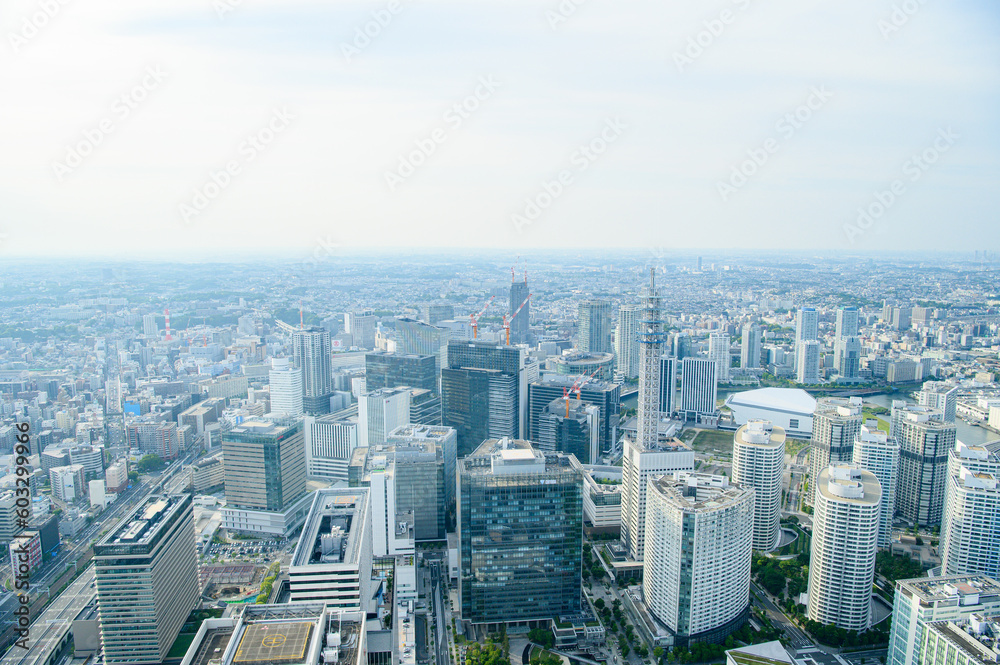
{"left": 750, "top": 582, "right": 813, "bottom": 649}
{"left": 838, "top": 649, "right": 889, "bottom": 665}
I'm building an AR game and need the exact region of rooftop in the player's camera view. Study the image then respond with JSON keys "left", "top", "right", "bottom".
{"left": 291, "top": 489, "right": 368, "bottom": 569}
{"left": 724, "top": 387, "right": 817, "bottom": 416}
{"left": 95, "top": 493, "right": 189, "bottom": 555}
{"left": 650, "top": 471, "right": 753, "bottom": 512}
{"left": 898, "top": 575, "right": 1000, "bottom": 602}
{"left": 735, "top": 420, "right": 786, "bottom": 448}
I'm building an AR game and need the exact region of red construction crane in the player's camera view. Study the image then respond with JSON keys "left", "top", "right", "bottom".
{"left": 565, "top": 370, "right": 599, "bottom": 416}
{"left": 470, "top": 296, "right": 495, "bottom": 340}
{"left": 504, "top": 293, "right": 531, "bottom": 345}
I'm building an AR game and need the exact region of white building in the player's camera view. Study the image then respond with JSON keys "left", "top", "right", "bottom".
{"left": 268, "top": 357, "right": 304, "bottom": 417}
{"left": 288, "top": 488, "right": 373, "bottom": 612}
{"left": 917, "top": 382, "right": 959, "bottom": 422}
{"left": 304, "top": 416, "right": 358, "bottom": 481}
{"left": 616, "top": 305, "right": 640, "bottom": 379}
{"left": 708, "top": 333, "right": 731, "bottom": 383}
{"left": 724, "top": 388, "right": 816, "bottom": 438}
{"left": 888, "top": 576, "right": 1000, "bottom": 665}
{"left": 50, "top": 464, "right": 86, "bottom": 502}
{"left": 731, "top": 420, "right": 785, "bottom": 551}
{"left": 583, "top": 468, "right": 621, "bottom": 532}
{"left": 807, "top": 463, "right": 881, "bottom": 631}
{"left": 642, "top": 472, "right": 754, "bottom": 643}
{"left": 621, "top": 437, "right": 695, "bottom": 561}
{"left": 680, "top": 357, "right": 717, "bottom": 419}
{"left": 358, "top": 388, "right": 410, "bottom": 448}
{"left": 852, "top": 422, "right": 900, "bottom": 548}
{"left": 89, "top": 479, "right": 108, "bottom": 509}
{"left": 795, "top": 340, "right": 821, "bottom": 385}
{"left": 940, "top": 441, "right": 1000, "bottom": 578}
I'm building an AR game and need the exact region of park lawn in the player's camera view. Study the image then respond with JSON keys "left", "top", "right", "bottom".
{"left": 167, "top": 632, "right": 196, "bottom": 658}
{"left": 691, "top": 429, "right": 735, "bottom": 454}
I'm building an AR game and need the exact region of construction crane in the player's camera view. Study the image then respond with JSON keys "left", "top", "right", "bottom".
{"left": 503, "top": 293, "right": 532, "bottom": 345}
{"left": 470, "top": 296, "right": 495, "bottom": 340}
{"left": 564, "top": 370, "right": 599, "bottom": 416}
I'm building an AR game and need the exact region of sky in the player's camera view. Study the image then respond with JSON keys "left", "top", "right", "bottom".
{"left": 0, "top": 0, "right": 997, "bottom": 259}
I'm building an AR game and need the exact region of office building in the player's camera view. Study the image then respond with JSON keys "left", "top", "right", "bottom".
{"left": 709, "top": 333, "right": 731, "bottom": 383}
{"left": 673, "top": 332, "right": 692, "bottom": 360}
{"left": 741, "top": 323, "right": 762, "bottom": 369}
{"left": 387, "top": 424, "right": 458, "bottom": 512}
{"left": 458, "top": 438, "right": 583, "bottom": 629}
{"left": 808, "top": 397, "right": 863, "bottom": 505}
{"left": 836, "top": 306, "right": 860, "bottom": 339}
{"left": 364, "top": 351, "right": 437, "bottom": 394}
{"left": 834, "top": 336, "right": 862, "bottom": 381}
{"left": 269, "top": 357, "right": 304, "bottom": 417}
{"left": 293, "top": 326, "right": 334, "bottom": 415}
{"left": 940, "top": 441, "right": 1000, "bottom": 578}
{"left": 510, "top": 272, "right": 531, "bottom": 344}
{"left": 537, "top": 398, "right": 600, "bottom": 464}
{"left": 852, "top": 423, "right": 900, "bottom": 548}
{"left": 443, "top": 340, "right": 527, "bottom": 455}
{"left": 424, "top": 302, "right": 455, "bottom": 326}
{"left": 731, "top": 420, "right": 786, "bottom": 551}
{"left": 895, "top": 406, "right": 956, "bottom": 526}
{"left": 641, "top": 472, "right": 754, "bottom": 645}
{"left": 344, "top": 310, "right": 377, "bottom": 349}
{"left": 918, "top": 382, "right": 959, "bottom": 422}
{"left": 888, "top": 576, "right": 1000, "bottom": 665}
{"left": 528, "top": 374, "right": 620, "bottom": 455}
{"left": 892, "top": 306, "right": 912, "bottom": 332}
{"left": 795, "top": 307, "right": 819, "bottom": 345}
{"left": 807, "top": 464, "right": 881, "bottom": 631}
{"left": 358, "top": 387, "right": 411, "bottom": 448}
{"left": 221, "top": 419, "right": 312, "bottom": 535}
{"left": 289, "top": 488, "right": 372, "bottom": 611}
{"left": 919, "top": 617, "right": 1000, "bottom": 665}
{"left": 795, "top": 340, "right": 821, "bottom": 384}
{"left": 617, "top": 304, "right": 641, "bottom": 379}
{"left": 583, "top": 470, "right": 621, "bottom": 534}
{"left": 408, "top": 386, "right": 442, "bottom": 425}
{"left": 0, "top": 491, "right": 25, "bottom": 541}
{"left": 621, "top": 436, "right": 695, "bottom": 561}
{"left": 304, "top": 415, "right": 358, "bottom": 481}
{"left": 50, "top": 464, "right": 86, "bottom": 503}
{"left": 680, "top": 357, "right": 717, "bottom": 419}
{"left": 660, "top": 355, "right": 678, "bottom": 415}
{"left": 395, "top": 318, "right": 451, "bottom": 378}
{"left": 94, "top": 494, "right": 199, "bottom": 665}
{"left": 578, "top": 300, "right": 613, "bottom": 354}
{"left": 142, "top": 313, "right": 158, "bottom": 337}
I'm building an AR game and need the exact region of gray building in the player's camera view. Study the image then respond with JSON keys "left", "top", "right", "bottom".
{"left": 94, "top": 494, "right": 199, "bottom": 665}
{"left": 537, "top": 398, "right": 600, "bottom": 464}
{"left": 528, "top": 373, "right": 620, "bottom": 455}
{"left": 293, "top": 326, "right": 334, "bottom": 415}
{"left": 808, "top": 397, "right": 863, "bottom": 506}
{"left": 510, "top": 275, "right": 531, "bottom": 345}
{"left": 578, "top": 300, "right": 613, "bottom": 354}
{"left": 365, "top": 351, "right": 438, "bottom": 394}
{"left": 458, "top": 438, "right": 583, "bottom": 629}
{"left": 895, "top": 407, "right": 956, "bottom": 526}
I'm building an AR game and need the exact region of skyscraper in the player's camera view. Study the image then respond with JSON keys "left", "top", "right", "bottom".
{"left": 795, "top": 340, "right": 821, "bottom": 384}
{"left": 442, "top": 340, "right": 527, "bottom": 455}
{"left": 293, "top": 326, "right": 333, "bottom": 415}
{"left": 808, "top": 397, "right": 863, "bottom": 505}
{"left": 835, "top": 306, "right": 860, "bottom": 339}
{"left": 509, "top": 271, "right": 530, "bottom": 344}
{"left": 673, "top": 332, "right": 692, "bottom": 360}
{"left": 895, "top": 406, "right": 956, "bottom": 526}
{"left": 795, "top": 307, "right": 819, "bottom": 344}
{"left": 528, "top": 374, "right": 620, "bottom": 454}
{"left": 95, "top": 494, "right": 199, "bottom": 665}
{"left": 807, "top": 464, "right": 881, "bottom": 631}
{"left": 358, "top": 387, "right": 411, "bottom": 447}
{"left": 578, "top": 300, "right": 613, "bottom": 354}
{"left": 396, "top": 317, "right": 451, "bottom": 379}
{"left": 740, "top": 323, "right": 762, "bottom": 369}
{"left": 680, "top": 357, "right": 717, "bottom": 419}
{"left": 364, "top": 351, "right": 437, "bottom": 394}
{"left": 616, "top": 304, "right": 641, "bottom": 379}
{"left": 917, "top": 382, "right": 959, "bottom": 422}
{"left": 537, "top": 398, "right": 600, "bottom": 464}
{"left": 709, "top": 332, "right": 731, "bottom": 383}
{"left": 940, "top": 441, "right": 1000, "bottom": 578}
{"left": 731, "top": 420, "right": 786, "bottom": 551}
{"left": 621, "top": 438, "right": 695, "bottom": 561}
{"left": 303, "top": 415, "right": 358, "bottom": 481}
{"left": 834, "top": 337, "right": 862, "bottom": 380}
{"left": 268, "top": 357, "right": 304, "bottom": 417}
{"left": 345, "top": 309, "right": 377, "bottom": 349}
{"left": 642, "top": 472, "right": 754, "bottom": 645}
{"left": 221, "top": 419, "right": 312, "bottom": 535}
{"left": 458, "top": 438, "right": 583, "bottom": 628}
{"left": 659, "top": 355, "right": 677, "bottom": 415}
{"left": 852, "top": 423, "right": 900, "bottom": 548}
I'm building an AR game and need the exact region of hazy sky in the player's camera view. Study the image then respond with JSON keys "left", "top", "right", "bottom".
{"left": 0, "top": 0, "right": 997, "bottom": 259}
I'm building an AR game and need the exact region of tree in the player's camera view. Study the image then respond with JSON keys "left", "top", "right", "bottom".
{"left": 136, "top": 454, "right": 165, "bottom": 473}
